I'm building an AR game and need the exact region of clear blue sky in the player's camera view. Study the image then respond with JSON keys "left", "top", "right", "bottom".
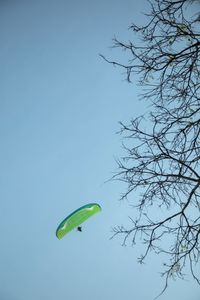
{"left": 0, "top": 1, "right": 199, "bottom": 299}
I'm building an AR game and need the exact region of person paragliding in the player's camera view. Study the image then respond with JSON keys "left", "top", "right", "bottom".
{"left": 56, "top": 203, "right": 101, "bottom": 239}
{"left": 77, "top": 226, "right": 82, "bottom": 232}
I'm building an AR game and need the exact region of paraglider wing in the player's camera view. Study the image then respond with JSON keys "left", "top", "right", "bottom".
{"left": 56, "top": 203, "right": 101, "bottom": 239}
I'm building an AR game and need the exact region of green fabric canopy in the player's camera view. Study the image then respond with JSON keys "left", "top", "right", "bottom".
{"left": 56, "top": 203, "right": 101, "bottom": 239}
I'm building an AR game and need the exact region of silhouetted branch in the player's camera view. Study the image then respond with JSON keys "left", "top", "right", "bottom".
{"left": 103, "top": 0, "right": 200, "bottom": 296}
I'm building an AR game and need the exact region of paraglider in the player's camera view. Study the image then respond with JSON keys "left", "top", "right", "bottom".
{"left": 56, "top": 203, "right": 101, "bottom": 239}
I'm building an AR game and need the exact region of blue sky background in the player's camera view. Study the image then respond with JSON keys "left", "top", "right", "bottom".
{"left": 0, "top": 1, "right": 199, "bottom": 299}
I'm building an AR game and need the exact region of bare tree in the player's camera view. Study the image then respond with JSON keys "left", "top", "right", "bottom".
{"left": 102, "top": 0, "right": 200, "bottom": 296}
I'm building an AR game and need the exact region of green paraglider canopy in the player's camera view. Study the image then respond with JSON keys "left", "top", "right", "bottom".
{"left": 56, "top": 203, "right": 101, "bottom": 239}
